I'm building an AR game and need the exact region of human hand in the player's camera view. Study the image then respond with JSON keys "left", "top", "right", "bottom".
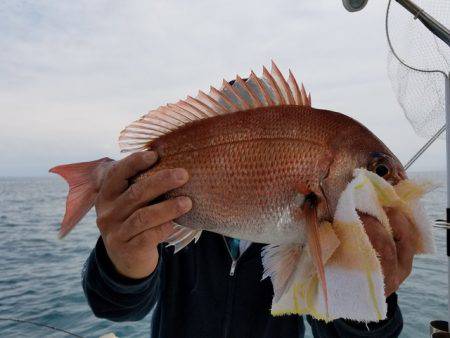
{"left": 95, "top": 151, "right": 192, "bottom": 279}
{"left": 360, "top": 209, "right": 415, "bottom": 296}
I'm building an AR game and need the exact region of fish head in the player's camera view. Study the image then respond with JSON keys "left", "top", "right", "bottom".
{"left": 321, "top": 119, "right": 406, "bottom": 217}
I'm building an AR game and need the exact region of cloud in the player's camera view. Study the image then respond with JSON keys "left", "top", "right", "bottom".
{"left": 0, "top": 0, "right": 446, "bottom": 176}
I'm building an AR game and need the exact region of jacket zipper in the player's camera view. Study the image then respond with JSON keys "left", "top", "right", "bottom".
{"left": 229, "top": 260, "right": 237, "bottom": 276}
{"left": 223, "top": 236, "right": 241, "bottom": 276}
{"left": 222, "top": 236, "right": 241, "bottom": 338}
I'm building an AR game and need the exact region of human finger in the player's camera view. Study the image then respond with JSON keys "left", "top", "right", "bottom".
{"left": 116, "top": 168, "right": 189, "bottom": 217}
{"left": 100, "top": 151, "right": 158, "bottom": 198}
{"left": 121, "top": 196, "right": 192, "bottom": 241}
{"left": 360, "top": 213, "right": 399, "bottom": 296}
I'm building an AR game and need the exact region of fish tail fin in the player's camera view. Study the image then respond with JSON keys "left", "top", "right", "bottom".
{"left": 49, "top": 157, "right": 113, "bottom": 238}
{"left": 304, "top": 193, "right": 329, "bottom": 317}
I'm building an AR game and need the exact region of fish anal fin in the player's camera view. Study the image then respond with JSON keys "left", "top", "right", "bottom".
{"left": 165, "top": 225, "right": 202, "bottom": 253}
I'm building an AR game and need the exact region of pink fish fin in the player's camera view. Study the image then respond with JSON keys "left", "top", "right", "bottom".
{"left": 261, "top": 243, "right": 302, "bottom": 302}
{"left": 221, "top": 79, "right": 251, "bottom": 110}
{"left": 119, "top": 62, "right": 312, "bottom": 153}
{"left": 271, "top": 60, "right": 295, "bottom": 105}
{"left": 209, "top": 86, "right": 241, "bottom": 111}
{"left": 234, "top": 75, "right": 262, "bottom": 108}
{"left": 288, "top": 69, "right": 307, "bottom": 106}
{"left": 49, "top": 157, "right": 114, "bottom": 238}
{"left": 302, "top": 192, "right": 329, "bottom": 317}
{"left": 262, "top": 65, "right": 285, "bottom": 105}
{"left": 165, "top": 224, "right": 202, "bottom": 253}
{"left": 300, "top": 84, "right": 309, "bottom": 107}
{"left": 248, "top": 70, "right": 274, "bottom": 106}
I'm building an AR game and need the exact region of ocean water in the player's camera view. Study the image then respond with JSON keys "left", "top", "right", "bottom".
{"left": 0, "top": 173, "right": 447, "bottom": 337}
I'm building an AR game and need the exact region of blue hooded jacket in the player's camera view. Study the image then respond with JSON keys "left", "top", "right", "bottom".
{"left": 82, "top": 231, "right": 402, "bottom": 338}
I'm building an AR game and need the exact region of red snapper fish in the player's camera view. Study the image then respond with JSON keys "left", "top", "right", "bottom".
{"left": 50, "top": 62, "right": 434, "bottom": 322}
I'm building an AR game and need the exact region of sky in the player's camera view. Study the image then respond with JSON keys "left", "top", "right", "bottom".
{"left": 0, "top": 0, "right": 448, "bottom": 177}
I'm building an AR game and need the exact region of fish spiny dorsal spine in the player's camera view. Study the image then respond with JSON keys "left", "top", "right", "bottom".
{"left": 118, "top": 61, "right": 312, "bottom": 153}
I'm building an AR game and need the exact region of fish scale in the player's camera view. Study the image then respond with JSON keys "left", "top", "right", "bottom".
{"left": 141, "top": 107, "right": 338, "bottom": 244}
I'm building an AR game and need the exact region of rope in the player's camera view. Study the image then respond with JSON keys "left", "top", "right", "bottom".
{"left": 0, "top": 317, "right": 85, "bottom": 337}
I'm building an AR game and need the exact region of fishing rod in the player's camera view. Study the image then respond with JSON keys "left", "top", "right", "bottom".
{"left": 0, "top": 317, "right": 85, "bottom": 337}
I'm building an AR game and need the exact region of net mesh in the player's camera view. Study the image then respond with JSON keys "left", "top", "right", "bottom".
{"left": 386, "top": 0, "right": 449, "bottom": 138}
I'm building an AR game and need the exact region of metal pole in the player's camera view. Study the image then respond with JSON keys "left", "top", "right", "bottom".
{"left": 395, "top": 0, "right": 450, "bottom": 47}
{"left": 446, "top": 74, "right": 450, "bottom": 330}
{"left": 430, "top": 74, "right": 450, "bottom": 338}
{"left": 405, "top": 124, "right": 446, "bottom": 170}
{"left": 429, "top": 76, "right": 450, "bottom": 338}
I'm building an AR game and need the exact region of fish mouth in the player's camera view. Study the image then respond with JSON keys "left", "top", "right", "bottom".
{"left": 387, "top": 167, "right": 407, "bottom": 186}
{"left": 389, "top": 176, "right": 404, "bottom": 187}
{"left": 397, "top": 170, "right": 407, "bottom": 181}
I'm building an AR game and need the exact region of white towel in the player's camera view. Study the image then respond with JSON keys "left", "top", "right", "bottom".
{"left": 270, "top": 168, "right": 435, "bottom": 322}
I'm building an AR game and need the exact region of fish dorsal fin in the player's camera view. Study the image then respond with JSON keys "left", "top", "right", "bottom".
{"left": 119, "top": 61, "right": 312, "bottom": 153}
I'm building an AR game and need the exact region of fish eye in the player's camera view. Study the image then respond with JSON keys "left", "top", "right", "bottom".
{"left": 375, "top": 163, "right": 389, "bottom": 177}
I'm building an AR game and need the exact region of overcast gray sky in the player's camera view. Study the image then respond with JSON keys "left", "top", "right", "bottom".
{"left": 0, "top": 0, "right": 446, "bottom": 177}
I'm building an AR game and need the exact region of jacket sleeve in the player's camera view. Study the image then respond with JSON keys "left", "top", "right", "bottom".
{"left": 307, "top": 293, "right": 403, "bottom": 338}
{"left": 82, "top": 237, "right": 163, "bottom": 322}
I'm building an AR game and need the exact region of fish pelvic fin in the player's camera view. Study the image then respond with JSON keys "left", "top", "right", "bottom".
{"left": 118, "top": 61, "right": 312, "bottom": 153}
{"left": 303, "top": 192, "right": 329, "bottom": 318}
{"left": 261, "top": 243, "right": 302, "bottom": 302}
{"left": 264, "top": 221, "right": 339, "bottom": 320}
{"left": 49, "top": 157, "right": 114, "bottom": 238}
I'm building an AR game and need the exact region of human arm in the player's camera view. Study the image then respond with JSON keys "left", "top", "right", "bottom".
{"left": 81, "top": 151, "right": 192, "bottom": 321}
{"left": 82, "top": 238, "right": 164, "bottom": 321}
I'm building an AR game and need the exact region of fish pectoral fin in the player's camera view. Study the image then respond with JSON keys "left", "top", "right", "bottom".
{"left": 165, "top": 224, "right": 202, "bottom": 253}
{"left": 301, "top": 192, "right": 330, "bottom": 316}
